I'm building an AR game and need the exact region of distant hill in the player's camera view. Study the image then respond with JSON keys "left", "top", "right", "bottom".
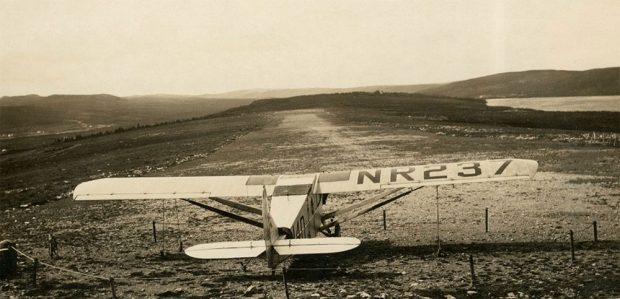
{"left": 418, "top": 67, "right": 620, "bottom": 99}
{"left": 199, "top": 84, "right": 439, "bottom": 99}
{"left": 3, "top": 67, "right": 618, "bottom": 137}
{"left": 219, "top": 92, "right": 619, "bottom": 132}
{"left": 0, "top": 94, "right": 253, "bottom": 137}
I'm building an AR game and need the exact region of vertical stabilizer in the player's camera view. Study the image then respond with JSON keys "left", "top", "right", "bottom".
{"left": 262, "top": 186, "right": 280, "bottom": 268}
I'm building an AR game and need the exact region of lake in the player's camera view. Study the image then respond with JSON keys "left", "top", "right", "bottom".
{"left": 486, "top": 95, "right": 620, "bottom": 112}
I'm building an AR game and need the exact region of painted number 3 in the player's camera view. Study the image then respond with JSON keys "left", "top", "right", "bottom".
{"left": 458, "top": 162, "right": 481, "bottom": 177}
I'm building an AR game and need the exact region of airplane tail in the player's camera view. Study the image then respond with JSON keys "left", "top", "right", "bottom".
{"left": 185, "top": 186, "right": 360, "bottom": 264}
{"left": 185, "top": 240, "right": 265, "bottom": 259}
{"left": 262, "top": 186, "right": 281, "bottom": 268}
{"left": 184, "top": 237, "right": 361, "bottom": 260}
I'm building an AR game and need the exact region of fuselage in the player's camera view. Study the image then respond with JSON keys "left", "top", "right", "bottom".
{"left": 261, "top": 174, "right": 327, "bottom": 268}
{"left": 271, "top": 193, "right": 323, "bottom": 239}
{"left": 269, "top": 174, "right": 324, "bottom": 240}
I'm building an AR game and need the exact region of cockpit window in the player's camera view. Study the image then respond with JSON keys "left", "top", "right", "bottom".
{"left": 272, "top": 184, "right": 312, "bottom": 196}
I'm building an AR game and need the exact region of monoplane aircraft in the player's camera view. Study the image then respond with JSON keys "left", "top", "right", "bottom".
{"left": 74, "top": 159, "right": 538, "bottom": 269}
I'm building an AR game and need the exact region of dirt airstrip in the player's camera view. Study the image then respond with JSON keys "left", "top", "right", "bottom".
{"left": 2, "top": 109, "right": 619, "bottom": 298}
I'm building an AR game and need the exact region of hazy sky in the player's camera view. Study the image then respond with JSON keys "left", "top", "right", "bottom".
{"left": 1, "top": 0, "right": 619, "bottom": 96}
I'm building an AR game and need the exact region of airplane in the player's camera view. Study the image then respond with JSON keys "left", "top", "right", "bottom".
{"left": 73, "top": 158, "right": 538, "bottom": 269}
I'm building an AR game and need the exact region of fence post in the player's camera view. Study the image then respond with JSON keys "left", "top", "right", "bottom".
{"left": 32, "top": 258, "right": 38, "bottom": 287}
{"left": 282, "top": 267, "right": 290, "bottom": 299}
{"left": 593, "top": 221, "right": 598, "bottom": 243}
{"left": 109, "top": 277, "right": 117, "bottom": 299}
{"left": 383, "top": 209, "right": 387, "bottom": 231}
{"left": 485, "top": 208, "right": 489, "bottom": 233}
{"left": 0, "top": 240, "right": 18, "bottom": 279}
{"left": 48, "top": 234, "right": 58, "bottom": 259}
{"left": 469, "top": 255, "right": 477, "bottom": 287}
{"left": 569, "top": 230, "right": 575, "bottom": 263}
{"left": 152, "top": 221, "right": 157, "bottom": 243}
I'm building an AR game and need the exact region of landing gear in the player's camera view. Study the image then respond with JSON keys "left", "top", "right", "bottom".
{"left": 321, "top": 222, "right": 341, "bottom": 237}
{"left": 334, "top": 224, "right": 341, "bottom": 237}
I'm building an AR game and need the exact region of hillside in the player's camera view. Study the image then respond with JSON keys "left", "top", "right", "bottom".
{"left": 418, "top": 67, "right": 620, "bottom": 99}
{"left": 2, "top": 67, "right": 618, "bottom": 138}
{"left": 198, "top": 84, "right": 439, "bottom": 99}
{"left": 198, "top": 67, "right": 619, "bottom": 100}
{"left": 220, "top": 92, "right": 620, "bottom": 132}
{"left": 0, "top": 94, "right": 253, "bottom": 137}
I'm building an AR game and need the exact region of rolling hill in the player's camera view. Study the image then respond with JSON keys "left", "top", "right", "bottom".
{"left": 219, "top": 92, "right": 620, "bottom": 133}
{"left": 197, "top": 84, "right": 439, "bottom": 99}
{"left": 417, "top": 67, "right": 620, "bottom": 99}
{"left": 2, "top": 67, "right": 618, "bottom": 138}
{"left": 0, "top": 94, "right": 254, "bottom": 137}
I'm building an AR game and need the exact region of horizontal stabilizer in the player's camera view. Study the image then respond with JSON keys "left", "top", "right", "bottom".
{"left": 273, "top": 237, "right": 360, "bottom": 256}
{"left": 185, "top": 240, "right": 265, "bottom": 259}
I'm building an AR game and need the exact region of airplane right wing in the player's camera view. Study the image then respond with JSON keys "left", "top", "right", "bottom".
{"left": 317, "top": 159, "right": 538, "bottom": 231}
{"left": 315, "top": 159, "right": 538, "bottom": 194}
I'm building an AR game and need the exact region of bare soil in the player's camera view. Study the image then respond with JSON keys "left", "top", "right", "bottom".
{"left": 1, "top": 109, "right": 619, "bottom": 298}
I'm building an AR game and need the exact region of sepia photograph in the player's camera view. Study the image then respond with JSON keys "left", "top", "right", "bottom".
{"left": 1, "top": 1, "right": 619, "bottom": 298}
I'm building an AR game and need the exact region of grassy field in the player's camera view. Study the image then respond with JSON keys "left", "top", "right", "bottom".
{"left": 0, "top": 94, "right": 253, "bottom": 138}
{"left": 222, "top": 93, "right": 620, "bottom": 133}
{"left": 0, "top": 113, "right": 271, "bottom": 210}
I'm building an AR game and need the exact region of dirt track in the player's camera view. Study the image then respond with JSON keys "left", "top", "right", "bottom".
{"left": 2, "top": 109, "right": 619, "bottom": 298}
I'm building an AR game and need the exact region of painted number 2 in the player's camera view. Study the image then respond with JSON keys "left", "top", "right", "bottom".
{"left": 424, "top": 165, "right": 448, "bottom": 179}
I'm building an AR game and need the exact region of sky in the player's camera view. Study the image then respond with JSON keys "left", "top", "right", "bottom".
{"left": 1, "top": 0, "right": 619, "bottom": 96}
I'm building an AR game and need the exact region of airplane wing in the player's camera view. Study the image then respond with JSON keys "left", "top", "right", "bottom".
{"left": 73, "top": 175, "right": 279, "bottom": 200}
{"left": 317, "top": 159, "right": 537, "bottom": 231}
{"left": 73, "top": 159, "right": 537, "bottom": 200}
{"left": 315, "top": 159, "right": 537, "bottom": 194}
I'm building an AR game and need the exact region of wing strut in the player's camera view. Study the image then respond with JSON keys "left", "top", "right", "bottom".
{"left": 322, "top": 188, "right": 403, "bottom": 220}
{"left": 210, "top": 197, "right": 262, "bottom": 215}
{"left": 320, "top": 187, "right": 422, "bottom": 231}
{"left": 181, "top": 198, "right": 263, "bottom": 228}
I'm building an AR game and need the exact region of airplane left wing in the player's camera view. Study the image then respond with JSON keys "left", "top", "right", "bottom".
{"left": 73, "top": 175, "right": 279, "bottom": 200}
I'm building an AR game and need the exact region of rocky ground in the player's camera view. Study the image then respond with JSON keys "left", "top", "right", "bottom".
{"left": 1, "top": 109, "right": 619, "bottom": 298}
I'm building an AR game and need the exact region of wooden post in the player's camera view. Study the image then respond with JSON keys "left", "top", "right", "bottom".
{"left": 152, "top": 221, "right": 157, "bottom": 242}
{"left": 32, "top": 258, "right": 38, "bottom": 287}
{"left": 48, "top": 234, "right": 58, "bottom": 259}
{"left": 485, "top": 208, "right": 489, "bottom": 233}
{"left": 469, "top": 255, "right": 477, "bottom": 287}
{"left": 434, "top": 186, "right": 441, "bottom": 256}
{"left": 109, "top": 277, "right": 117, "bottom": 299}
{"left": 569, "top": 230, "right": 575, "bottom": 263}
{"left": 161, "top": 199, "right": 166, "bottom": 253}
{"left": 382, "top": 209, "right": 387, "bottom": 230}
{"left": 593, "top": 221, "right": 598, "bottom": 243}
{"left": 282, "top": 267, "right": 290, "bottom": 299}
{"left": 0, "top": 240, "right": 18, "bottom": 279}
